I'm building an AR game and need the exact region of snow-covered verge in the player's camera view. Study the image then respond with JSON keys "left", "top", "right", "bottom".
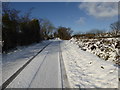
{"left": 2, "top": 40, "right": 51, "bottom": 85}
{"left": 61, "top": 40, "right": 118, "bottom": 88}
{"left": 70, "top": 38, "right": 120, "bottom": 65}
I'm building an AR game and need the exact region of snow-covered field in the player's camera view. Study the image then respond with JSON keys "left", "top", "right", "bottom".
{"left": 61, "top": 40, "right": 118, "bottom": 88}
{"left": 70, "top": 38, "right": 120, "bottom": 65}
{"left": 2, "top": 40, "right": 51, "bottom": 86}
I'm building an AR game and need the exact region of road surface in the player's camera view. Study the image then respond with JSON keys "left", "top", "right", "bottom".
{"left": 2, "top": 41, "right": 51, "bottom": 85}
{"left": 5, "top": 41, "right": 64, "bottom": 88}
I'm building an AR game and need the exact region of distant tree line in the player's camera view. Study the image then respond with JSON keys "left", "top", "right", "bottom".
{"left": 2, "top": 3, "right": 73, "bottom": 53}
{"left": 73, "top": 21, "right": 120, "bottom": 39}
{"left": 54, "top": 26, "right": 73, "bottom": 40}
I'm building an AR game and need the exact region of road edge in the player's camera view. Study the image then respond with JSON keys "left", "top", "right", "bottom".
{"left": 1, "top": 41, "right": 52, "bottom": 90}
{"left": 59, "top": 41, "right": 70, "bottom": 89}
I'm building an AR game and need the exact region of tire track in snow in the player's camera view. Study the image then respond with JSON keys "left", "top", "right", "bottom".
{"left": 59, "top": 41, "right": 70, "bottom": 88}
{"left": 1, "top": 42, "right": 52, "bottom": 90}
{"left": 28, "top": 51, "right": 49, "bottom": 88}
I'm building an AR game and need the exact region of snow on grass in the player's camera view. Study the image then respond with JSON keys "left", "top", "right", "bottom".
{"left": 70, "top": 37, "right": 120, "bottom": 65}
{"left": 61, "top": 40, "right": 118, "bottom": 88}
{"left": 2, "top": 40, "right": 51, "bottom": 85}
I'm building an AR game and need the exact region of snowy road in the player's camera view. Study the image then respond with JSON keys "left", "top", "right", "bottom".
{"left": 28, "top": 41, "right": 62, "bottom": 88}
{"left": 5, "top": 40, "right": 63, "bottom": 88}
{"left": 2, "top": 41, "right": 51, "bottom": 87}
{"left": 2, "top": 40, "right": 118, "bottom": 89}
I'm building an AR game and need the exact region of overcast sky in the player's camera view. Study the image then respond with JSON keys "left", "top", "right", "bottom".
{"left": 8, "top": 2, "right": 118, "bottom": 33}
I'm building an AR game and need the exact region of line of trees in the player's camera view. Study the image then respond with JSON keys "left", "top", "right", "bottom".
{"left": 2, "top": 3, "right": 42, "bottom": 52}
{"left": 54, "top": 26, "right": 73, "bottom": 40}
{"left": 73, "top": 21, "right": 120, "bottom": 39}
{"left": 2, "top": 3, "right": 73, "bottom": 53}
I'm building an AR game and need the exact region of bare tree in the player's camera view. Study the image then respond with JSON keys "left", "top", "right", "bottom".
{"left": 57, "top": 26, "right": 73, "bottom": 40}
{"left": 110, "top": 21, "right": 120, "bottom": 36}
{"left": 20, "top": 7, "right": 34, "bottom": 22}
{"left": 40, "top": 18, "right": 55, "bottom": 39}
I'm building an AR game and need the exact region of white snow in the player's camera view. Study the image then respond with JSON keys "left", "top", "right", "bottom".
{"left": 70, "top": 37, "right": 120, "bottom": 65}
{"left": 7, "top": 41, "right": 61, "bottom": 88}
{"left": 1, "top": 39, "right": 119, "bottom": 88}
{"left": 2, "top": 40, "right": 51, "bottom": 85}
{"left": 61, "top": 40, "right": 118, "bottom": 88}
